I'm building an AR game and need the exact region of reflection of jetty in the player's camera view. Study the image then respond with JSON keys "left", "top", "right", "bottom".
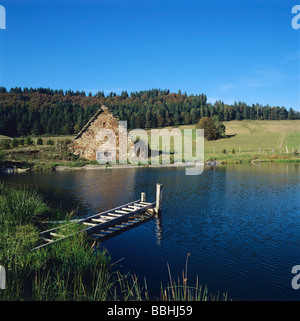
{"left": 33, "top": 184, "right": 163, "bottom": 250}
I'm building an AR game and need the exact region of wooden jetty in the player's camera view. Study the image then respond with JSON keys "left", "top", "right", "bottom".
{"left": 33, "top": 183, "right": 163, "bottom": 251}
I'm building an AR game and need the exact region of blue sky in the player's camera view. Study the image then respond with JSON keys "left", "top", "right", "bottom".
{"left": 0, "top": 0, "right": 299, "bottom": 110}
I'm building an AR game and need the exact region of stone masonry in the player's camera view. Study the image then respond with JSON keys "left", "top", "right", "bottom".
{"left": 69, "top": 106, "right": 135, "bottom": 161}
{"left": 69, "top": 106, "right": 148, "bottom": 160}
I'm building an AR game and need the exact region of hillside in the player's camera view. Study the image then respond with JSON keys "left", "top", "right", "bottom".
{"left": 0, "top": 87, "right": 299, "bottom": 138}
{"left": 193, "top": 120, "right": 300, "bottom": 153}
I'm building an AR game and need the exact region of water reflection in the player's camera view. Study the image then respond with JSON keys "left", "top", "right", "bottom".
{"left": 63, "top": 169, "right": 138, "bottom": 216}
{"left": 155, "top": 213, "right": 163, "bottom": 246}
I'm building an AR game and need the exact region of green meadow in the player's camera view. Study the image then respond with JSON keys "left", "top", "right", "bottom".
{"left": 147, "top": 120, "right": 300, "bottom": 164}
{"left": 178, "top": 120, "right": 300, "bottom": 153}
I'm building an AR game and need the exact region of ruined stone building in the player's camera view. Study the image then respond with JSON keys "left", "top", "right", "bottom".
{"left": 69, "top": 105, "right": 148, "bottom": 163}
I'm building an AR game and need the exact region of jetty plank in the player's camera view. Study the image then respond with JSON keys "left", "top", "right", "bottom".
{"left": 33, "top": 186, "right": 162, "bottom": 250}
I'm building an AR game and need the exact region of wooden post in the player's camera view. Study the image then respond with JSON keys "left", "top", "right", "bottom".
{"left": 141, "top": 192, "right": 146, "bottom": 203}
{"left": 155, "top": 183, "right": 163, "bottom": 214}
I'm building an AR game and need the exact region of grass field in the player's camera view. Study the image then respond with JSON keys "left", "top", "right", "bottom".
{"left": 146, "top": 120, "right": 300, "bottom": 164}
{"left": 177, "top": 120, "right": 300, "bottom": 154}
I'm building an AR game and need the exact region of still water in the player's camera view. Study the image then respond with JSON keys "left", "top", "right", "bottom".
{"left": 1, "top": 163, "right": 300, "bottom": 300}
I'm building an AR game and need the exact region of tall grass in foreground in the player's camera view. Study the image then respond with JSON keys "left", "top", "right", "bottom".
{"left": 0, "top": 184, "right": 116, "bottom": 300}
{"left": 115, "top": 254, "right": 228, "bottom": 301}
{"left": 161, "top": 256, "right": 228, "bottom": 301}
{"left": 0, "top": 186, "right": 44, "bottom": 224}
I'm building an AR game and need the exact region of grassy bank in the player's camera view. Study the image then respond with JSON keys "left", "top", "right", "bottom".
{"left": 1, "top": 144, "right": 299, "bottom": 171}
{"left": 0, "top": 144, "right": 91, "bottom": 171}
{"left": 0, "top": 182, "right": 226, "bottom": 301}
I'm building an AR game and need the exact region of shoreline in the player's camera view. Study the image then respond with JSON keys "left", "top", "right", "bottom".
{"left": 52, "top": 158, "right": 300, "bottom": 171}
{"left": 55, "top": 162, "right": 210, "bottom": 171}
{"left": 1, "top": 156, "right": 299, "bottom": 173}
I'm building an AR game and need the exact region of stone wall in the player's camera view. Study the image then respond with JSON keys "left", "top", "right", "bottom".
{"left": 69, "top": 107, "right": 135, "bottom": 161}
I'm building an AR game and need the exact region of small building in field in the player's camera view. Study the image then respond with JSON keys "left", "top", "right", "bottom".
{"left": 69, "top": 105, "right": 135, "bottom": 161}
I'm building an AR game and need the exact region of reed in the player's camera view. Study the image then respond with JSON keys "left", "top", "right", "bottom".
{"left": 160, "top": 254, "right": 228, "bottom": 301}
{"left": 0, "top": 185, "right": 44, "bottom": 224}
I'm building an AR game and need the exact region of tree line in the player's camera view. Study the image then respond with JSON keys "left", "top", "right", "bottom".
{"left": 0, "top": 87, "right": 299, "bottom": 137}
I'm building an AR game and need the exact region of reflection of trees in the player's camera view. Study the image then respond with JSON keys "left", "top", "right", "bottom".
{"left": 67, "top": 169, "right": 137, "bottom": 217}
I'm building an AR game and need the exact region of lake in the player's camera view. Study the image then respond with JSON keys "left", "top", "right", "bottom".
{"left": 1, "top": 163, "right": 300, "bottom": 300}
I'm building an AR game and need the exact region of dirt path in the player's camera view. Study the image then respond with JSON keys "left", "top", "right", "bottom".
{"left": 278, "top": 131, "right": 286, "bottom": 150}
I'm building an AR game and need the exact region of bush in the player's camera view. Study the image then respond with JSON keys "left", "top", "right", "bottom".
{"left": 25, "top": 136, "right": 34, "bottom": 146}
{"left": 37, "top": 138, "right": 43, "bottom": 145}
{"left": 232, "top": 148, "right": 235, "bottom": 154}
{"left": 89, "top": 160, "right": 99, "bottom": 165}
{"left": 46, "top": 139, "right": 54, "bottom": 146}
{"left": 0, "top": 151, "right": 5, "bottom": 163}
{"left": 19, "top": 138, "right": 25, "bottom": 146}
{"left": 12, "top": 139, "right": 19, "bottom": 148}
{"left": 1, "top": 140, "right": 11, "bottom": 150}
{"left": 196, "top": 117, "right": 226, "bottom": 141}
{"left": 69, "top": 161, "right": 86, "bottom": 167}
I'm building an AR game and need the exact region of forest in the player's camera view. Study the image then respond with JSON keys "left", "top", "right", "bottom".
{"left": 0, "top": 86, "right": 299, "bottom": 137}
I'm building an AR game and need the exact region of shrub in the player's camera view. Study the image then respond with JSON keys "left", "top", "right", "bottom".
{"left": 1, "top": 140, "right": 11, "bottom": 149}
{"left": 0, "top": 180, "right": 5, "bottom": 194}
{"left": 12, "top": 139, "right": 19, "bottom": 148}
{"left": 25, "top": 136, "right": 34, "bottom": 146}
{"left": 196, "top": 116, "right": 226, "bottom": 141}
{"left": 69, "top": 161, "right": 86, "bottom": 167}
{"left": 46, "top": 139, "right": 54, "bottom": 146}
{"left": 0, "top": 150, "right": 5, "bottom": 163}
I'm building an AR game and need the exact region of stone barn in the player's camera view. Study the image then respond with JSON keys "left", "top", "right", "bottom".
{"left": 69, "top": 105, "right": 148, "bottom": 163}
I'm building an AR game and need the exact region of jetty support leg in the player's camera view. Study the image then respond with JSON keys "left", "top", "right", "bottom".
{"left": 155, "top": 183, "right": 163, "bottom": 214}
{"left": 141, "top": 192, "right": 146, "bottom": 202}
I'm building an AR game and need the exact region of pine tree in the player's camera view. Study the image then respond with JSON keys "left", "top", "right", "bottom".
{"left": 288, "top": 108, "right": 296, "bottom": 120}
{"left": 157, "top": 111, "right": 164, "bottom": 128}
{"left": 190, "top": 108, "right": 197, "bottom": 124}
{"left": 165, "top": 110, "right": 172, "bottom": 127}
{"left": 145, "top": 109, "right": 152, "bottom": 128}
{"left": 130, "top": 113, "right": 136, "bottom": 129}
{"left": 173, "top": 112, "right": 181, "bottom": 126}
{"left": 184, "top": 112, "right": 192, "bottom": 125}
